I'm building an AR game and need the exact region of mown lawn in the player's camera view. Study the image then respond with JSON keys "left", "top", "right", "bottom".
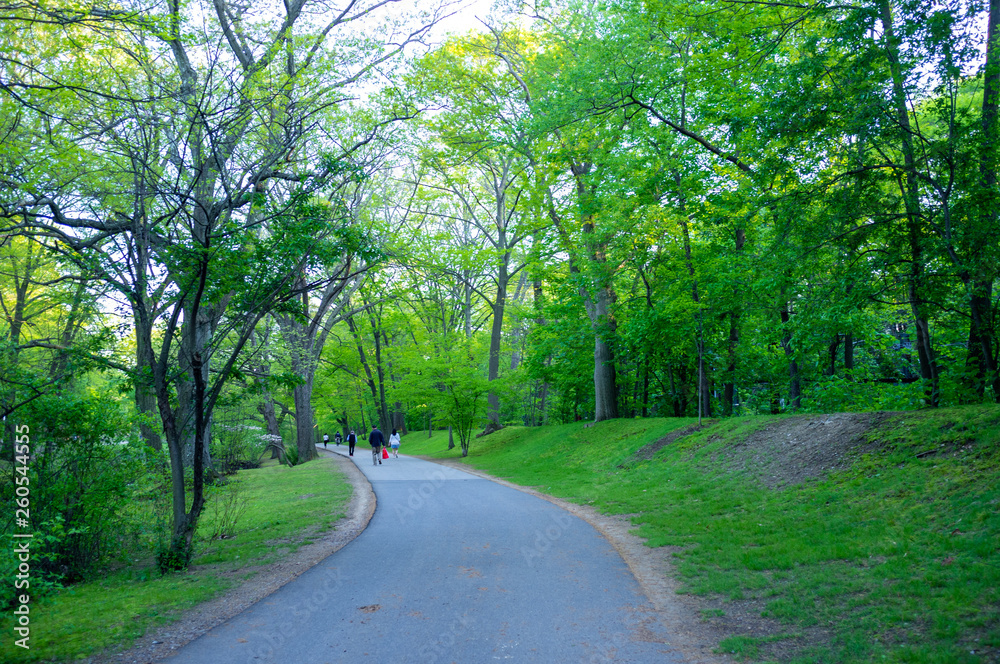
{"left": 1, "top": 456, "right": 351, "bottom": 663}
{"left": 403, "top": 408, "right": 1000, "bottom": 664}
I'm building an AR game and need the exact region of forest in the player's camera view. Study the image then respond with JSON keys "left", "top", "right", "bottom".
{"left": 1, "top": 0, "right": 998, "bottom": 600}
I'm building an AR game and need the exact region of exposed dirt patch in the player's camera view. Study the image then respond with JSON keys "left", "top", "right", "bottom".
{"left": 624, "top": 413, "right": 892, "bottom": 489}
{"left": 718, "top": 412, "right": 894, "bottom": 488}
{"left": 693, "top": 596, "right": 833, "bottom": 661}
{"left": 626, "top": 424, "right": 710, "bottom": 464}
{"left": 87, "top": 449, "right": 374, "bottom": 664}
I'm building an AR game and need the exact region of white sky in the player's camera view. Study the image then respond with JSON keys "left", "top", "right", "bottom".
{"left": 422, "top": 0, "right": 504, "bottom": 43}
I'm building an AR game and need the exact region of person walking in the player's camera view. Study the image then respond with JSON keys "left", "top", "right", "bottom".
{"left": 347, "top": 430, "right": 356, "bottom": 456}
{"left": 322, "top": 433, "right": 329, "bottom": 448}
{"left": 388, "top": 429, "right": 401, "bottom": 458}
{"left": 368, "top": 424, "right": 385, "bottom": 465}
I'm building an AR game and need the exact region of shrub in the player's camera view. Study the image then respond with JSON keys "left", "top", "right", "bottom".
{"left": 211, "top": 421, "right": 266, "bottom": 474}
{"left": 1, "top": 391, "right": 161, "bottom": 607}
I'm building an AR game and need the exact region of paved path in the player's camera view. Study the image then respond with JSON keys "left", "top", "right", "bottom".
{"left": 164, "top": 447, "right": 681, "bottom": 663}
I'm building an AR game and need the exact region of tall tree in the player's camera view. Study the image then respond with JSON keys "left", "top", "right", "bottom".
{"left": 0, "top": 0, "right": 443, "bottom": 565}
{"left": 410, "top": 34, "right": 542, "bottom": 429}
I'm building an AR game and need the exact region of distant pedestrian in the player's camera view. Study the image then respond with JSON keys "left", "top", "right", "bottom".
{"left": 335, "top": 431, "right": 342, "bottom": 446}
{"left": 347, "top": 430, "right": 356, "bottom": 456}
{"left": 389, "top": 429, "right": 401, "bottom": 458}
{"left": 369, "top": 424, "right": 384, "bottom": 465}
{"left": 322, "top": 433, "right": 329, "bottom": 448}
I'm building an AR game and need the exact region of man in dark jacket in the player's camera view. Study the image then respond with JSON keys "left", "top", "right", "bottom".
{"left": 368, "top": 424, "right": 384, "bottom": 465}
{"left": 347, "top": 430, "right": 356, "bottom": 456}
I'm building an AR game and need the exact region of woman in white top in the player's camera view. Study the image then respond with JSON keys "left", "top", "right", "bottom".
{"left": 389, "top": 429, "right": 401, "bottom": 458}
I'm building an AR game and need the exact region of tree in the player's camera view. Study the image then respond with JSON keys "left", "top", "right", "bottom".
{"left": 0, "top": 0, "right": 445, "bottom": 566}
{"left": 396, "top": 331, "right": 489, "bottom": 455}
{"left": 409, "top": 34, "right": 542, "bottom": 429}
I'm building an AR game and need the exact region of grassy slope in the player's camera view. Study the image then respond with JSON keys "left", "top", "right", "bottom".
{"left": 1, "top": 456, "right": 351, "bottom": 663}
{"left": 403, "top": 407, "right": 1000, "bottom": 664}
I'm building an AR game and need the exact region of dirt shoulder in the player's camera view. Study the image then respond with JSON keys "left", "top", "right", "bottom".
{"left": 90, "top": 450, "right": 374, "bottom": 664}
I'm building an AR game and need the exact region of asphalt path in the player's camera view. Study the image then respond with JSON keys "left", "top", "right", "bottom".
{"left": 164, "top": 446, "right": 682, "bottom": 664}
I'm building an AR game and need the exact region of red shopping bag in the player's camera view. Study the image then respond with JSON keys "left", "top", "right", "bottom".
{"left": 382, "top": 447, "right": 389, "bottom": 459}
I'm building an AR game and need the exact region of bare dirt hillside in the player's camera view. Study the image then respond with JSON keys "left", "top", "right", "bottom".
{"left": 633, "top": 412, "right": 891, "bottom": 488}
{"left": 714, "top": 412, "right": 892, "bottom": 488}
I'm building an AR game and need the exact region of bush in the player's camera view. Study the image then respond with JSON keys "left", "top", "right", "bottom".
{"left": 282, "top": 443, "right": 300, "bottom": 466}
{"left": 211, "top": 421, "right": 266, "bottom": 474}
{"left": 1, "top": 391, "right": 162, "bottom": 607}
{"left": 204, "top": 477, "right": 249, "bottom": 540}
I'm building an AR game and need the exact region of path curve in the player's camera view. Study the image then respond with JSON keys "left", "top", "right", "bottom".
{"left": 419, "top": 455, "right": 729, "bottom": 664}
{"left": 159, "top": 448, "right": 700, "bottom": 663}
{"left": 92, "top": 450, "right": 374, "bottom": 664}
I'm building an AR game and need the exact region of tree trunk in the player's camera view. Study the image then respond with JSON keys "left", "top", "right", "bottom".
{"left": 150, "top": 331, "right": 204, "bottom": 569}
{"left": 667, "top": 363, "right": 681, "bottom": 417}
{"left": 973, "top": 0, "right": 1000, "bottom": 401}
{"left": 532, "top": 259, "right": 550, "bottom": 425}
{"left": 972, "top": 0, "right": 1000, "bottom": 403}
{"left": 844, "top": 332, "right": 855, "bottom": 377}
{"left": 371, "top": 314, "right": 390, "bottom": 431}
{"left": 178, "top": 301, "right": 216, "bottom": 470}
{"left": 292, "top": 376, "right": 317, "bottom": 462}
{"left": 780, "top": 297, "right": 801, "bottom": 410}
{"left": 562, "top": 161, "right": 620, "bottom": 422}
{"left": 592, "top": 284, "right": 620, "bottom": 421}
{"left": 134, "top": 315, "right": 163, "bottom": 451}
{"left": 348, "top": 313, "right": 383, "bottom": 432}
{"left": 679, "top": 208, "right": 711, "bottom": 418}
{"left": 879, "top": 0, "right": 939, "bottom": 406}
{"left": 280, "top": 271, "right": 357, "bottom": 462}
{"left": 722, "top": 311, "right": 739, "bottom": 416}
{"left": 641, "top": 358, "right": 650, "bottom": 418}
{"left": 536, "top": 380, "right": 549, "bottom": 426}
{"left": 282, "top": 313, "right": 320, "bottom": 463}
{"left": 257, "top": 395, "right": 283, "bottom": 459}
{"left": 486, "top": 268, "right": 508, "bottom": 427}
{"left": 485, "top": 171, "right": 517, "bottom": 425}
{"left": 723, "top": 227, "right": 745, "bottom": 416}
{"left": 135, "top": 379, "right": 162, "bottom": 452}
{"left": 844, "top": 281, "right": 856, "bottom": 379}
{"left": 392, "top": 402, "right": 408, "bottom": 435}
{"left": 49, "top": 280, "right": 87, "bottom": 384}
{"left": 825, "top": 335, "right": 840, "bottom": 376}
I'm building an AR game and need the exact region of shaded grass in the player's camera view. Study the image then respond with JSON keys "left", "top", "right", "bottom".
{"left": 1, "top": 457, "right": 351, "bottom": 662}
{"left": 404, "top": 407, "right": 1000, "bottom": 663}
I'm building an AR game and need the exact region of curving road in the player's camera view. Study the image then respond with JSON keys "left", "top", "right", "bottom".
{"left": 164, "top": 447, "right": 682, "bottom": 664}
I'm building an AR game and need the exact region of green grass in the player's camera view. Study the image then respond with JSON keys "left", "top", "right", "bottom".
{"left": 0, "top": 457, "right": 352, "bottom": 662}
{"left": 403, "top": 407, "right": 1000, "bottom": 664}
